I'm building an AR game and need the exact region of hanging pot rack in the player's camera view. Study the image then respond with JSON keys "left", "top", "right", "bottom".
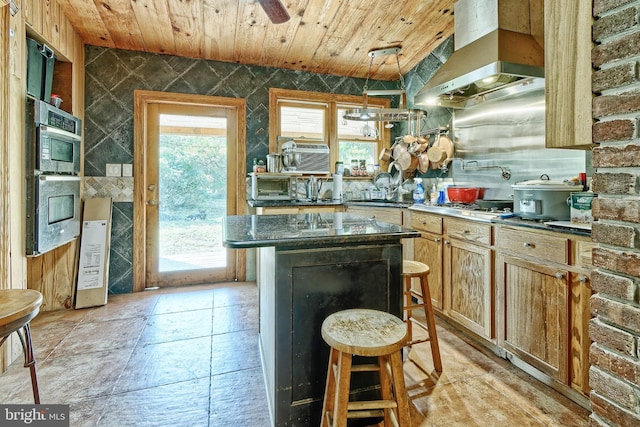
{"left": 343, "top": 47, "right": 426, "bottom": 122}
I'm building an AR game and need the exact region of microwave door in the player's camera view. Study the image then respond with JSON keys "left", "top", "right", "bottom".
{"left": 36, "top": 124, "right": 82, "bottom": 174}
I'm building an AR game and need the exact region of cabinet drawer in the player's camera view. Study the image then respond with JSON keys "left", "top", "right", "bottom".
{"left": 497, "top": 227, "right": 569, "bottom": 264}
{"left": 347, "top": 206, "right": 402, "bottom": 225}
{"left": 444, "top": 218, "right": 492, "bottom": 246}
{"left": 410, "top": 211, "right": 442, "bottom": 234}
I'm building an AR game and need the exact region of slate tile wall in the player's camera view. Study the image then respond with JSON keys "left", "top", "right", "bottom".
{"left": 84, "top": 45, "right": 452, "bottom": 294}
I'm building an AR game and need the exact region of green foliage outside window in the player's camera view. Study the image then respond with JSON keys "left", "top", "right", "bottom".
{"left": 158, "top": 134, "right": 227, "bottom": 214}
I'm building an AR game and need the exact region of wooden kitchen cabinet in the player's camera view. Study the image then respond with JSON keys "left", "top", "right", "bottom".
{"left": 443, "top": 218, "right": 494, "bottom": 341}
{"left": 408, "top": 212, "right": 494, "bottom": 338}
{"left": 496, "top": 225, "right": 593, "bottom": 399}
{"left": 408, "top": 211, "right": 444, "bottom": 310}
{"left": 545, "top": 0, "right": 593, "bottom": 149}
{"left": 497, "top": 253, "right": 569, "bottom": 383}
{"left": 345, "top": 205, "right": 403, "bottom": 225}
{"left": 346, "top": 205, "right": 413, "bottom": 261}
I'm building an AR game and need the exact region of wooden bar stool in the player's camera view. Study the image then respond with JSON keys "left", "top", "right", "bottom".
{"left": 402, "top": 260, "right": 442, "bottom": 372}
{"left": 0, "top": 289, "right": 43, "bottom": 404}
{"left": 321, "top": 308, "right": 411, "bottom": 427}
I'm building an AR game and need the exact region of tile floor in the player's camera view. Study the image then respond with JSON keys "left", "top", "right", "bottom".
{"left": 0, "top": 282, "right": 590, "bottom": 426}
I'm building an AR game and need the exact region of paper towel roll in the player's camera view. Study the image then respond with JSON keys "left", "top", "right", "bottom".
{"left": 332, "top": 174, "right": 343, "bottom": 200}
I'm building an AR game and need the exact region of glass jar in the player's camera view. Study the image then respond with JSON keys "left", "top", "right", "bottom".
{"left": 351, "top": 159, "right": 359, "bottom": 176}
{"left": 336, "top": 161, "right": 344, "bottom": 175}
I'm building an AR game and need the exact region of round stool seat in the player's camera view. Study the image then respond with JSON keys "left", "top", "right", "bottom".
{"left": 0, "top": 290, "right": 43, "bottom": 336}
{"left": 321, "top": 309, "right": 407, "bottom": 357}
{"left": 402, "top": 260, "right": 430, "bottom": 277}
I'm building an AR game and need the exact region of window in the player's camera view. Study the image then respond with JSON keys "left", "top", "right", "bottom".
{"left": 269, "top": 89, "right": 391, "bottom": 175}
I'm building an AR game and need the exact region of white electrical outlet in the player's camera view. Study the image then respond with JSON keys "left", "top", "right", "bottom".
{"left": 122, "top": 164, "right": 133, "bottom": 177}
{"left": 106, "top": 164, "right": 122, "bottom": 177}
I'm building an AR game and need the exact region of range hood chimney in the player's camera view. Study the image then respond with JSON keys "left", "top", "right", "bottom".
{"left": 414, "top": 0, "right": 544, "bottom": 109}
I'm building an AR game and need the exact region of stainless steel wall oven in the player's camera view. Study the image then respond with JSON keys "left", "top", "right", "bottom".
{"left": 26, "top": 98, "right": 82, "bottom": 256}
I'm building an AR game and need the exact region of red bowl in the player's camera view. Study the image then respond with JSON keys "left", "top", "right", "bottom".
{"left": 447, "top": 186, "right": 481, "bottom": 204}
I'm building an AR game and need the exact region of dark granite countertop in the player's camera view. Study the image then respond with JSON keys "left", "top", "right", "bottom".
{"left": 247, "top": 199, "right": 414, "bottom": 209}
{"left": 492, "top": 217, "right": 592, "bottom": 237}
{"left": 247, "top": 199, "right": 343, "bottom": 208}
{"left": 222, "top": 213, "right": 420, "bottom": 249}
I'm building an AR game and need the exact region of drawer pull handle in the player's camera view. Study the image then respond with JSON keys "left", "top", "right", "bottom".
{"left": 444, "top": 240, "right": 450, "bottom": 245}
{"left": 434, "top": 238, "right": 441, "bottom": 243}
{"left": 463, "top": 230, "right": 470, "bottom": 234}
{"left": 555, "top": 272, "right": 564, "bottom": 280}
{"left": 421, "top": 220, "right": 427, "bottom": 225}
{"left": 523, "top": 242, "right": 534, "bottom": 248}
{"left": 578, "top": 275, "right": 588, "bottom": 283}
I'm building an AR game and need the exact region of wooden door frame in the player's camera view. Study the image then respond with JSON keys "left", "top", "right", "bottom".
{"left": 133, "top": 90, "right": 247, "bottom": 292}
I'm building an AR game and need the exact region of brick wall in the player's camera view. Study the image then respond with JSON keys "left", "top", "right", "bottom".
{"left": 590, "top": 1, "right": 640, "bottom": 426}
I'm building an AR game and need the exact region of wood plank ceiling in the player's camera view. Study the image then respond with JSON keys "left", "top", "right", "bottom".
{"left": 55, "top": 0, "right": 456, "bottom": 81}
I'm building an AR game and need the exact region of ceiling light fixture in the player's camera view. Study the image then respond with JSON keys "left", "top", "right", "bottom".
{"left": 343, "top": 47, "right": 426, "bottom": 122}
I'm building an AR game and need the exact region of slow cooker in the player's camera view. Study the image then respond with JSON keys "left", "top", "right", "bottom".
{"left": 512, "top": 176, "right": 582, "bottom": 220}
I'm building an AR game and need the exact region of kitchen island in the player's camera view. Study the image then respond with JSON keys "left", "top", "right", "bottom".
{"left": 223, "top": 213, "right": 419, "bottom": 426}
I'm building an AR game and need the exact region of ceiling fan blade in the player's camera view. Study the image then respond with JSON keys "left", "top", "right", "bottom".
{"left": 257, "top": 0, "right": 290, "bottom": 24}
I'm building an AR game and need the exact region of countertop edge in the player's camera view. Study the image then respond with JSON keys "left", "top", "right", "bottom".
{"left": 223, "top": 230, "right": 420, "bottom": 249}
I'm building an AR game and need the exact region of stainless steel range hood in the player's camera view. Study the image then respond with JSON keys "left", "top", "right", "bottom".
{"left": 414, "top": 0, "right": 544, "bottom": 109}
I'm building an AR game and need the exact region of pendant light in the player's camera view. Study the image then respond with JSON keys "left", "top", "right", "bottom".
{"left": 343, "top": 47, "right": 426, "bottom": 123}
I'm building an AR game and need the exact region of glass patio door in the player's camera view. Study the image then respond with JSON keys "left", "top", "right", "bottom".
{"left": 145, "top": 103, "right": 237, "bottom": 287}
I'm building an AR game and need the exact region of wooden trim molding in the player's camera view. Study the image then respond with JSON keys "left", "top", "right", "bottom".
{"left": 133, "top": 90, "right": 247, "bottom": 292}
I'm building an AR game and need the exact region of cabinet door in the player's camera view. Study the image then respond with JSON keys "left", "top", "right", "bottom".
{"left": 570, "top": 271, "right": 591, "bottom": 396}
{"left": 498, "top": 255, "right": 569, "bottom": 383}
{"left": 444, "top": 239, "right": 493, "bottom": 339}
{"left": 545, "top": 0, "right": 592, "bottom": 149}
{"left": 413, "top": 232, "right": 443, "bottom": 310}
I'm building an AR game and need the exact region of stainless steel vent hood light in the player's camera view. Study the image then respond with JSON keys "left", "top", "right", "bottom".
{"left": 414, "top": 0, "right": 544, "bottom": 109}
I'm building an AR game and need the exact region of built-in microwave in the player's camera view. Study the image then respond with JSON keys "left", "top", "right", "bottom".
{"left": 26, "top": 98, "right": 82, "bottom": 174}
{"left": 26, "top": 174, "right": 81, "bottom": 256}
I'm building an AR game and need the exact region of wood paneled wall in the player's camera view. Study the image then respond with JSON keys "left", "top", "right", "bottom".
{"left": 0, "top": 0, "right": 84, "bottom": 371}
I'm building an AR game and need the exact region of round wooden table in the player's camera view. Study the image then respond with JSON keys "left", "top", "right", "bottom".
{"left": 0, "top": 289, "right": 43, "bottom": 403}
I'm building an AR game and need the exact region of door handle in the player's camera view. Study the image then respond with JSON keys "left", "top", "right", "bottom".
{"left": 148, "top": 184, "right": 156, "bottom": 191}
{"left": 147, "top": 199, "right": 159, "bottom": 206}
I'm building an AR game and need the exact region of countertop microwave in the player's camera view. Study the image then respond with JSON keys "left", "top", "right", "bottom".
{"left": 250, "top": 173, "right": 295, "bottom": 200}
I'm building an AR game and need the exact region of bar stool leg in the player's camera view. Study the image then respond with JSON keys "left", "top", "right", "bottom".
{"left": 378, "top": 355, "right": 393, "bottom": 425}
{"left": 16, "top": 324, "right": 40, "bottom": 404}
{"left": 418, "top": 272, "right": 442, "bottom": 373}
{"left": 389, "top": 351, "right": 411, "bottom": 425}
{"left": 333, "top": 351, "right": 352, "bottom": 427}
{"left": 321, "top": 347, "right": 339, "bottom": 427}
{"left": 403, "top": 275, "right": 414, "bottom": 346}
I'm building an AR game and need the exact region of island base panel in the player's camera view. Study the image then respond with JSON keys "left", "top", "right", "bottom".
{"left": 259, "top": 243, "right": 403, "bottom": 426}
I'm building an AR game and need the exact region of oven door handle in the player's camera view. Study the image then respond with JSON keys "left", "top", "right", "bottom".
{"left": 38, "top": 175, "right": 82, "bottom": 182}
{"left": 39, "top": 124, "right": 82, "bottom": 141}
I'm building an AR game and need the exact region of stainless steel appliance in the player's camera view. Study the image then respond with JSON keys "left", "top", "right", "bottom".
{"left": 414, "top": 0, "right": 544, "bottom": 108}
{"left": 26, "top": 98, "right": 82, "bottom": 174}
{"left": 250, "top": 173, "right": 295, "bottom": 200}
{"left": 512, "top": 177, "right": 581, "bottom": 220}
{"left": 26, "top": 175, "right": 82, "bottom": 255}
{"left": 304, "top": 176, "right": 323, "bottom": 201}
{"left": 25, "top": 98, "right": 82, "bottom": 256}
